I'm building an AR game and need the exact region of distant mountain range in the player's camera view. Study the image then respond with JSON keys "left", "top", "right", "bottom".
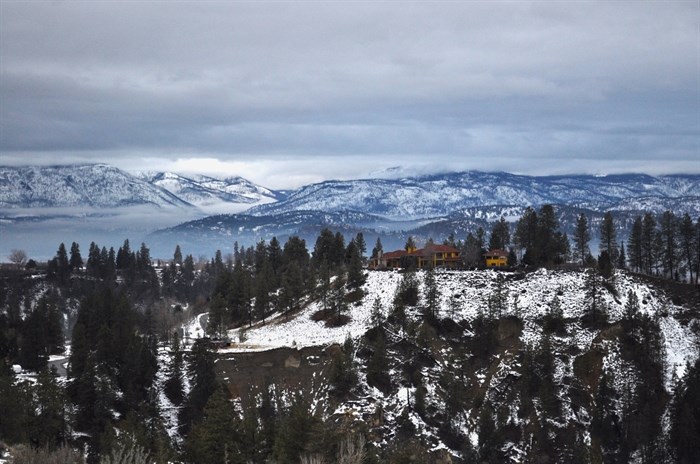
{"left": 248, "top": 172, "right": 700, "bottom": 219}
{"left": 136, "top": 171, "right": 283, "bottom": 214}
{"left": 0, "top": 164, "right": 282, "bottom": 212}
{"left": 1, "top": 163, "right": 698, "bottom": 258}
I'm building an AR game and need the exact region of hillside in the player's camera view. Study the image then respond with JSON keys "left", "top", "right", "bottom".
{"left": 0, "top": 164, "right": 193, "bottom": 209}
{"left": 183, "top": 268, "right": 700, "bottom": 462}
{"left": 248, "top": 172, "right": 700, "bottom": 219}
{"left": 137, "top": 171, "right": 283, "bottom": 214}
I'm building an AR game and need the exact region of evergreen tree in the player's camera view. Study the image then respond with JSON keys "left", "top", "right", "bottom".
{"left": 173, "top": 244, "right": 183, "bottom": 266}
{"left": 347, "top": 244, "right": 366, "bottom": 291}
{"left": 255, "top": 261, "right": 273, "bottom": 323}
{"left": 405, "top": 236, "right": 416, "bottom": 251}
{"left": 164, "top": 332, "right": 185, "bottom": 406}
{"left": 515, "top": 207, "right": 538, "bottom": 265}
{"left": 185, "top": 385, "right": 240, "bottom": 464}
{"left": 116, "top": 239, "right": 132, "bottom": 270}
{"left": 599, "top": 212, "right": 619, "bottom": 265}
{"left": 371, "top": 237, "right": 383, "bottom": 260}
{"left": 422, "top": 265, "right": 440, "bottom": 320}
{"left": 355, "top": 232, "right": 367, "bottom": 260}
{"left": 573, "top": 213, "right": 591, "bottom": 264}
{"left": 617, "top": 241, "right": 627, "bottom": 269}
{"left": 69, "top": 241, "right": 83, "bottom": 272}
{"left": 488, "top": 216, "right": 510, "bottom": 250}
{"left": 628, "top": 216, "right": 644, "bottom": 272}
{"left": 678, "top": 213, "right": 697, "bottom": 283}
{"left": 48, "top": 242, "right": 71, "bottom": 285}
{"left": 366, "top": 334, "right": 390, "bottom": 392}
{"left": 180, "top": 339, "right": 217, "bottom": 436}
{"left": 624, "top": 290, "right": 640, "bottom": 320}
{"left": 583, "top": 268, "right": 606, "bottom": 325}
{"left": 32, "top": 367, "right": 67, "bottom": 449}
{"left": 329, "top": 276, "right": 348, "bottom": 320}
{"left": 642, "top": 213, "right": 657, "bottom": 275}
{"left": 281, "top": 262, "right": 304, "bottom": 319}
{"left": 670, "top": 357, "right": 700, "bottom": 464}
{"left": 328, "top": 340, "right": 357, "bottom": 397}
{"left": 273, "top": 395, "right": 319, "bottom": 464}
{"left": 660, "top": 210, "right": 678, "bottom": 278}
{"left": 462, "top": 232, "right": 482, "bottom": 268}
{"left": 370, "top": 297, "right": 384, "bottom": 329}
{"left": 591, "top": 368, "right": 622, "bottom": 462}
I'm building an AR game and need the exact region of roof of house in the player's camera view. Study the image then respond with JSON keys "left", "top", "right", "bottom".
{"left": 484, "top": 249, "right": 509, "bottom": 258}
{"left": 383, "top": 250, "right": 408, "bottom": 260}
{"left": 385, "top": 244, "right": 461, "bottom": 259}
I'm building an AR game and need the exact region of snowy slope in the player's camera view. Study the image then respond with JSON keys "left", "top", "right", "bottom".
{"left": 224, "top": 269, "right": 699, "bottom": 384}
{"left": 0, "top": 164, "right": 193, "bottom": 209}
{"left": 137, "top": 171, "right": 282, "bottom": 214}
{"left": 248, "top": 172, "right": 700, "bottom": 219}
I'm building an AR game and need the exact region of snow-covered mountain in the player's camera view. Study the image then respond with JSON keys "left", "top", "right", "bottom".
{"left": 136, "top": 171, "right": 283, "bottom": 214}
{"left": 0, "top": 164, "right": 193, "bottom": 209}
{"left": 248, "top": 172, "right": 700, "bottom": 219}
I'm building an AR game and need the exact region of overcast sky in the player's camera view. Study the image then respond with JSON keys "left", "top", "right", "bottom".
{"left": 1, "top": 1, "right": 698, "bottom": 189}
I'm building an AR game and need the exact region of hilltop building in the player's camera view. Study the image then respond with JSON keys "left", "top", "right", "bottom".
{"left": 484, "top": 249, "right": 508, "bottom": 268}
{"left": 370, "top": 243, "right": 461, "bottom": 269}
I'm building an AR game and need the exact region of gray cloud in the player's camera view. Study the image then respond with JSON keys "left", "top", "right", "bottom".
{"left": 1, "top": 1, "right": 698, "bottom": 188}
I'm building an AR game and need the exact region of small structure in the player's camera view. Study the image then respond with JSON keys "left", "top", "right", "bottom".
{"left": 484, "top": 249, "right": 508, "bottom": 268}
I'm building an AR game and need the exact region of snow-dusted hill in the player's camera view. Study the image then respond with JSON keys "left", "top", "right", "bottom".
{"left": 225, "top": 269, "right": 699, "bottom": 379}
{"left": 210, "top": 268, "right": 699, "bottom": 461}
{"left": 137, "top": 171, "right": 283, "bottom": 214}
{"left": 0, "top": 164, "right": 193, "bottom": 209}
{"left": 248, "top": 172, "right": 700, "bottom": 219}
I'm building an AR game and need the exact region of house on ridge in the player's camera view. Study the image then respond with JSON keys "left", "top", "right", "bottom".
{"left": 484, "top": 249, "right": 508, "bottom": 268}
{"left": 370, "top": 243, "right": 461, "bottom": 269}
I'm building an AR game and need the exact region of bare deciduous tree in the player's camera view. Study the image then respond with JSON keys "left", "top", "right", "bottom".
{"left": 8, "top": 249, "right": 28, "bottom": 269}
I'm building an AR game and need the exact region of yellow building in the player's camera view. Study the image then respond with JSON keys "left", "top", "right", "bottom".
{"left": 484, "top": 249, "right": 508, "bottom": 267}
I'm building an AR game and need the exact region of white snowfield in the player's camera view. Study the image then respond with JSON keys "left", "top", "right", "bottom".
{"left": 214, "top": 269, "right": 698, "bottom": 383}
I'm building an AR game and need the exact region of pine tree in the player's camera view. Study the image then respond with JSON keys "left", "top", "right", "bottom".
{"left": 573, "top": 213, "right": 591, "bottom": 264}
{"left": 346, "top": 244, "right": 366, "bottom": 291}
{"left": 628, "top": 216, "right": 644, "bottom": 272}
{"left": 678, "top": 213, "right": 697, "bottom": 283}
{"left": 180, "top": 338, "right": 217, "bottom": 436}
{"left": 624, "top": 290, "right": 640, "bottom": 320}
{"left": 355, "top": 232, "right": 367, "bottom": 260}
{"left": 592, "top": 368, "right": 622, "bottom": 462}
{"left": 600, "top": 212, "right": 619, "bottom": 265}
{"left": 642, "top": 213, "right": 657, "bottom": 275}
{"left": 617, "top": 241, "right": 627, "bottom": 269}
{"left": 660, "top": 210, "right": 678, "bottom": 278}
{"left": 366, "top": 334, "right": 390, "bottom": 392}
{"left": 488, "top": 216, "right": 510, "bottom": 250}
{"left": 405, "top": 236, "right": 416, "bottom": 251}
{"left": 371, "top": 237, "right": 383, "bottom": 260}
{"left": 670, "top": 357, "right": 700, "bottom": 464}
{"left": 515, "top": 207, "right": 539, "bottom": 265}
{"left": 173, "top": 244, "right": 183, "bottom": 266}
{"left": 32, "top": 367, "right": 67, "bottom": 449}
{"left": 69, "top": 241, "right": 83, "bottom": 272}
{"left": 164, "top": 332, "right": 185, "bottom": 406}
{"left": 185, "top": 385, "right": 240, "bottom": 463}
{"left": 370, "top": 297, "right": 384, "bottom": 329}
{"left": 422, "top": 265, "right": 440, "bottom": 320}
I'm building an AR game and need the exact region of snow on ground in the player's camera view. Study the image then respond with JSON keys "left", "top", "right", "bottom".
{"left": 212, "top": 268, "right": 697, "bottom": 383}
{"left": 225, "top": 271, "right": 402, "bottom": 352}
{"left": 183, "top": 312, "right": 208, "bottom": 346}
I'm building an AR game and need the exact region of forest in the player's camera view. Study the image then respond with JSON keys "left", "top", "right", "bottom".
{"left": 0, "top": 206, "right": 699, "bottom": 464}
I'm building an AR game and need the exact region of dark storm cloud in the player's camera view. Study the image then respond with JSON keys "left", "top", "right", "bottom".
{"left": 1, "top": 1, "right": 698, "bottom": 187}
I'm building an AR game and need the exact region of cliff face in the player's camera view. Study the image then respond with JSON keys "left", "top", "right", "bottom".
{"left": 209, "top": 269, "right": 699, "bottom": 462}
